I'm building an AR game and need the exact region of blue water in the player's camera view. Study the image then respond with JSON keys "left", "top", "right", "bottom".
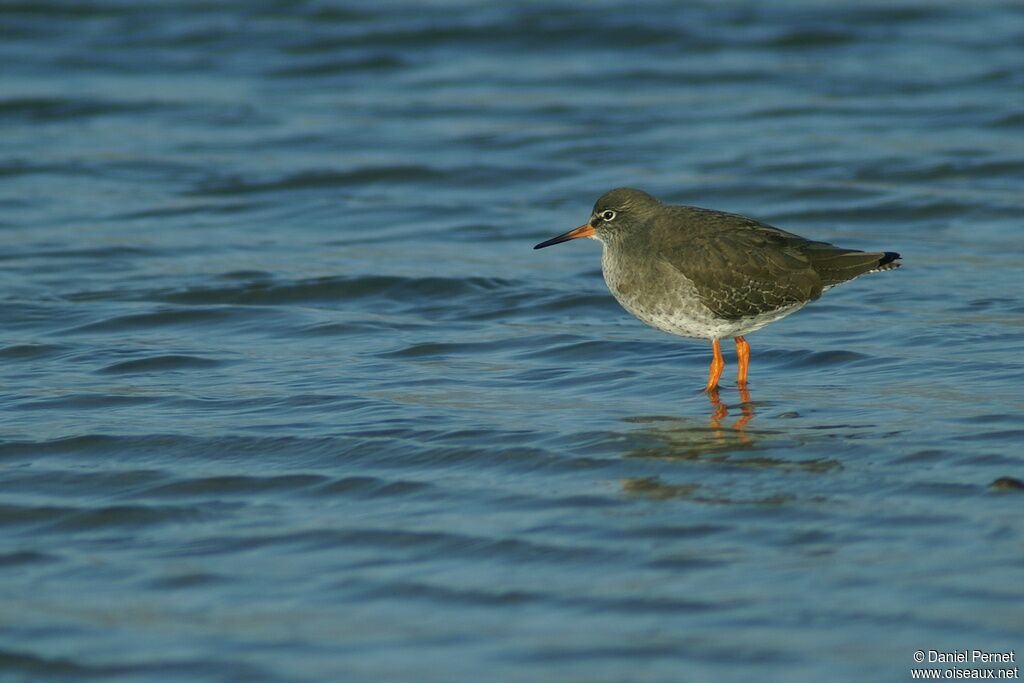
{"left": 2, "top": 1, "right": 1023, "bottom": 681}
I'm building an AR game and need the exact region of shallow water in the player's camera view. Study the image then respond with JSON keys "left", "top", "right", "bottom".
{"left": 2, "top": 1, "right": 1023, "bottom": 681}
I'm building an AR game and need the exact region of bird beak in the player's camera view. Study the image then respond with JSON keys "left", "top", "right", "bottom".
{"left": 533, "top": 223, "right": 596, "bottom": 250}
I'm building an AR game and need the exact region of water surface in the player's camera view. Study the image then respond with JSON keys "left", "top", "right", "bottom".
{"left": 2, "top": 1, "right": 1023, "bottom": 681}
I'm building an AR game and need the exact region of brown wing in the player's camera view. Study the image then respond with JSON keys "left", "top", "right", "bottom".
{"left": 802, "top": 245, "right": 902, "bottom": 287}
{"left": 655, "top": 208, "right": 825, "bottom": 320}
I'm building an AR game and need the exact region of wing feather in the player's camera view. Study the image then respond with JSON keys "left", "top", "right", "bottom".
{"left": 654, "top": 208, "right": 825, "bottom": 320}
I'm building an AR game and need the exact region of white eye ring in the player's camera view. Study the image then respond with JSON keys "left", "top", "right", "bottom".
{"left": 601, "top": 210, "right": 616, "bottom": 221}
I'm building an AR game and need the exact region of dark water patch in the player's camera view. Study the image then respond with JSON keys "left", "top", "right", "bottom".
{"left": 218, "top": 270, "right": 274, "bottom": 280}
{"left": 0, "top": 550, "right": 56, "bottom": 567}
{"left": 856, "top": 157, "right": 1024, "bottom": 183}
{"left": 297, "top": 320, "right": 394, "bottom": 337}
{"left": 62, "top": 288, "right": 146, "bottom": 304}
{"left": 582, "top": 593, "right": 720, "bottom": 615}
{"left": 772, "top": 198, "right": 976, "bottom": 224}
{"left": 500, "top": 366, "right": 577, "bottom": 384}
{"left": 511, "top": 638, "right": 777, "bottom": 664}
{"left": 648, "top": 553, "right": 727, "bottom": 570}
{"left": 991, "top": 112, "right": 1024, "bottom": 128}
{"left": 894, "top": 449, "right": 953, "bottom": 464}
{"left": 174, "top": 527, "right": 614, "bottom": 565}
{"left": 958, "top": 412, "right": 1022, "bottom": 425}
{"left": 136, "top": 25, "right": 240, "bottom": 50}
{"left": 0, "top": 468, "right": 166, "bottom": 497}
{"left": 148, "top": 572, "right": 225, "bottom": 590}
{"left": 191, "top": 165, "right": 446, "bottom": 196}
{"left": 0, "top": 159, "right": 64, "bottom": 178}
{"left": 0, "top": 503, "right": 78, "bottom": 527}
{"left": 952, "top": 453, "right": 1021, "bottom": 468}
{"left": 14, "top": 245, "right": 156, "bottom": 261}
{"left": 13, "top": 393, "right": 167, "bottom": 411}
{"left": 952, "top": 429, "right": 1024, "bottom": 444}
{"left": 49, "top": 158, "right": 209, "bottom": 185}
{"left": 150, "top": 274, "right": 518, "bottom": 309}
{"left": 65, "top": 307, "right": 260, "bottom": 334}
{"left": 840, "top": 5, "right": 948, "bottom": 23}
{"left": 378, "top": 340, "right": 500, "bottom": 359}
{"left": 897, "top": 482, "right": 981, "bottom": 499}
{"left": 0, "top": 648, "right": 275, "bottom": 682}
{"left": 143, "top": 474, "right": 327, "bottom": 498}
{"left": 292, "top": 17, "right": 692, "bottom": 54}
{"left": 861, "top": 510, "right": 962, "bottom": 529}
{"left": 269, "top": 54, "right": 407, "bottom": 78}
{"left": 113, "top": 201, "right": 256, "bottom": 220}
{"left": 781, "top": 528, "right": 840, "bottom": 547}
{"left": 0, "top": 96, "right": 177, "bottom": 122}
{"left": 0, "top": 434, "right": 344, "bottom": 464}
{"left": 286, "top": 5, "right": 375, "bottom": 23}
{"left": 334, "top": 440, "right": 584, "bottom": 476}
{"left": 0, "top": 1, "right": 161, "bottom": 18}
{"left": 761, "top": 348, "right": 871, "bottom": 369}
{"left": 0, "top": 343, "right": 68, "bottom": 360}
{"left": 45, "top": 504, "right": 213, "bottom": 531}
{"left": 763, "top": 28, "right": 858, "bottom": 48}
{"left": 517, "top": 338, "right": 671, "bottom": 363}
{"left": 571, "top": 67, "right": 769, "bottom": 87}
{"left": 154, "top": 395, "right": 379, "bottom": 423}
{"left": 528, "top": 493, "right": 621, "bottom": 510}
{"left": 721, "top": 456, "right": 839, "bottom": 473}
{"left": 0, "top": 435, "right": 134, "bottom": 460}
{"left": 525, "top": 292, "right": 621, "bottom": 315}
{"left": 359, "top": 580, "right": 546, "bottom": 608}
{"left": 312, "top": 476, "right": 434, "bottom": 499}
{"left": 628, "top": 523, "right": 730, "bottom": 540}
{"left": 0, "top": 649, "right": 106, "bottom": 680}
{"left": 96, "top": 354, "right": 224, "bottom": 375}
{"left": 955, "top": 297, "right": 1018, "bottom": 313}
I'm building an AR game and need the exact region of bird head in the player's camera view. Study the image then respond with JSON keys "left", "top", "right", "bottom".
{"left": 533, "top": 188, "right": 661, "bottom": 250}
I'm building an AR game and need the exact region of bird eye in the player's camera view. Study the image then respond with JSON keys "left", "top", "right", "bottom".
{"left": 601, "top": 210, "right": 616, "bottom": 221}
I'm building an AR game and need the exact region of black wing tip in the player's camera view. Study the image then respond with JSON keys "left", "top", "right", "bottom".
{"left": 868, "top": 251, "right": 902, "bottom": 274}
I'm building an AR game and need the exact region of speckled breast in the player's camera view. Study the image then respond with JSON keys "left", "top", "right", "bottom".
{"left": 600, "top": 245, "right": 805, "bottom": 340}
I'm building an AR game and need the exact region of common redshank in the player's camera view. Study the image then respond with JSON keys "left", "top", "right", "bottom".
{"left": 534, "top": 188, "right": 901, "bottom": 391}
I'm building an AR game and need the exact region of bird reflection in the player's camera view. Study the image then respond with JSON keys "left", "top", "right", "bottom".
{"left": 707, "top": 385, "right": 754, "bottom": 438}
{"left": 621, "top": 385, "right": 760, "bottom": 462}
{"left": 620, "top": 386, "right": 840, "bottom": 502}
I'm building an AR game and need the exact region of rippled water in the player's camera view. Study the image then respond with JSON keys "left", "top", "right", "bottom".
{"left": 3, "top": 1, "right": 1023, "bottom": 681}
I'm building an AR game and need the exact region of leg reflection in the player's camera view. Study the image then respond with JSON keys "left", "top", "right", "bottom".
{"left": 707, "top": 387, "right": 728, "bottom": 426}
{"left": 734, "top": 385, "right": 754, "bottom": 431}
{"left": 706, "top": 385, "right": 755, "bottom": 436}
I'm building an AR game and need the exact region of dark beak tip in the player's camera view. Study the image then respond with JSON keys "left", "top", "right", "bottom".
{"left": 532, "top": 237, "right": 562, "bottom": 250}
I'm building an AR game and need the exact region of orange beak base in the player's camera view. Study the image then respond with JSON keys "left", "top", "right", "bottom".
{"left": 533, "top": 224, "right": 596, "bottom": 250}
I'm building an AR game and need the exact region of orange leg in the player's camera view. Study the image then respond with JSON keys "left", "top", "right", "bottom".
{"left": 705, "top": 339, "right": 725, "bottom": 392}
{"left": 735, "top": 336, "right": 750, "bottom": 386}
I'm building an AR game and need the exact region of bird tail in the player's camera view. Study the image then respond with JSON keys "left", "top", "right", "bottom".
{"left": 809, "top": 248, "right": 902, "bottom": 287}
{"left": 873, "top": 252, "right": 902, "bottom": 272}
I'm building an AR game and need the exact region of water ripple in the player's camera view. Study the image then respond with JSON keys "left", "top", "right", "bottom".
{"left": 3, "top": 1, "right": 1022, "bottom": 681}
{"left": 96, "top": 355, "right": 225, "bottom": 375}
